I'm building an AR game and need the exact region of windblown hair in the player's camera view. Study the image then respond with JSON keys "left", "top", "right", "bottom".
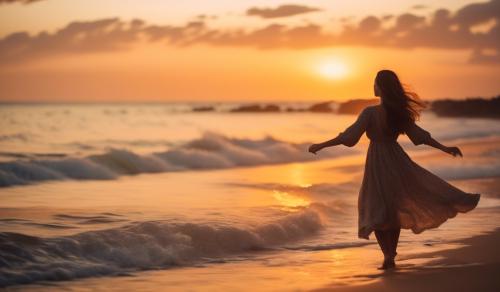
{"left": 375, "top": 70, "right": 426, "bottom": 134}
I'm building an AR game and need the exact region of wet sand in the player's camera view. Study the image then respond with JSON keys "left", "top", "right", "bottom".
{"left": 15, "top": 226, "right": 500, "bottom": 291}
{"left": 316, "top": 228, "right": 500, "bottom": 292}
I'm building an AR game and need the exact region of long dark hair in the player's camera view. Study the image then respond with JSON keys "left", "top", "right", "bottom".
{"left": 375, "top": 70, "right": 426, "bottom": 134}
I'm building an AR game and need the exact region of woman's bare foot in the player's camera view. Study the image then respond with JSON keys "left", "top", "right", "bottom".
{"left": 378, "top": 252, "right": 397, "bottom": 270}
{"left": 378, "top": 258, "right": 396, "bottom": 270}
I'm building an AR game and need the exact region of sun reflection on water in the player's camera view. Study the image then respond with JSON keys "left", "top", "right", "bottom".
{"left": 272, "top": 190, "right": 310, "bottom": 208}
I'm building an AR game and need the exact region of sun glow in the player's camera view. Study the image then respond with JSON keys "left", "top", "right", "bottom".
{"left": 317, "top": 60, "right": 349, "bottom": 80}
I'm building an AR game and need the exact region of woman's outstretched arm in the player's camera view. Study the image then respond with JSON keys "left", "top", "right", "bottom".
{"left": 406, "top": 122, "right": 463, "bottom": 157}
{"left": 308, "top": 136, "right": 342, "bottom": 154}
{"left": 423, "top": 137, "right": 463, "bottom": 157}
{"left": 309, "top": 107, "right": 372, "bottom": 155}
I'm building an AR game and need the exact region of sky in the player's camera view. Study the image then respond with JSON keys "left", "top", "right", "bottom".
{"left": 0, "top": 0, "right": 499, "bottom": 102}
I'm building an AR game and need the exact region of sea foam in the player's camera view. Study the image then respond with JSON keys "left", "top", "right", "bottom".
{"left": 0, "top": 207, "right": 323, "bottom": 287}
{"left": 0, "top": 132, "right": 356, "bottom": 187}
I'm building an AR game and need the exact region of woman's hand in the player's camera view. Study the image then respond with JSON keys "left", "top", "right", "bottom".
{"left": 444, "top": 146, "right": 463, "bottom": 157}
{"left": 308, "top": 143, "right": 324, "bottom": 155}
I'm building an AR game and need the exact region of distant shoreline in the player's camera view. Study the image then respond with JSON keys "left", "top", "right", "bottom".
{"left": 431, "top": 96, "right": 500, "bottom": 119}
{"left": 1, "top": 96, "right": 499, "bottom": 119}
{"left": 201, "top": 96, "right": 500, "bottom": 118}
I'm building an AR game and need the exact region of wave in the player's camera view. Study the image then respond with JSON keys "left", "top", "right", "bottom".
{"left": 0, "top": 132, "right": 357, "bottom": 187}
{"left": 426, "top": 162, "right": 500, "bottom": 180}
{"left": 284, "top": 241, "right": 373, "bottom": 251}
{"left": 0, "top": 133, "right": 30, "bottom": 142}
{"left": 0, "top": 208, "right": 323, "bottom": 287}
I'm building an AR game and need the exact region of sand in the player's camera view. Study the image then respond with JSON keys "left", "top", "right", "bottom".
{"left": 315, "top": 228, "right": 500, "bottom": 292}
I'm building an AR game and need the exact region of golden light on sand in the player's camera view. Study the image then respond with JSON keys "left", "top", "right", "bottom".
{"left": 317, "top": 60, "right": 349, "bottom": 80}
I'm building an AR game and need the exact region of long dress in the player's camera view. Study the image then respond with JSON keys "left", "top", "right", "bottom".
{"left": 334, "top": 105, "right": 480, "bottom": 239}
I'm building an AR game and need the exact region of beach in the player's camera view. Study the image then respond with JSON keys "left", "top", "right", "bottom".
{"left": 1, "top": 104, "right": 499, "bottom": 291}
{"left": 317, "top": 228, "right": 500, "bottom": 292}
{"left": 9, "top": 205, "right": 500, "bottom": 291}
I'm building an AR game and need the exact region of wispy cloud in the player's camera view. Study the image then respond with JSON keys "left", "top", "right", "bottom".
{"left": 411, "top": 4, "right": 428, "bottom": 10}
{"left": 246, "top": 4, "right": 321, "bottom": 19}
{"left": 0, "top": 0, "right": 42, "bottom": 4}
{"left": 1, "top": 0, "right": 499, "bottom": 64}
{"left": 0, "top": 18, "right": 146, "bottom": 63}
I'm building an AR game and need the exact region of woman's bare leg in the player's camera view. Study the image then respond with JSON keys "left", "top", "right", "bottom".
{"left": 374, "top": 230, "right": 390, "bottom": 258}
{"left": 375, "top": 229, "right": 399, "bottom": 269}
{"left": 389, "top": 228, "right": 400, "bottom": 258}
{"left": 383, "top": 229, "right": 400, "bottom": 269}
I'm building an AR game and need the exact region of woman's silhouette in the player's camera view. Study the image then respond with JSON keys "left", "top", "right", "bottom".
{"left": 308, "top": 69, "right": 480, "bottom": 269}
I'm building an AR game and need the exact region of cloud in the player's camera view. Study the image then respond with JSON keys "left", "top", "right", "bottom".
{"left": 0, "top": 18, "right": 206, "bottom": 64}
{"left": 411, "top": 4, "right": 428, "bottom": 10}
{"left": 0, "top": 18, "right": 143, "bottom": 63}
{"left": 0, "top": 0, "right": 499, "bottom": 64}
{"left": 0, "top": 0, "right": 42, "bottom": 4}
{"left": 453, "top": 0, "right": 500, "bottom": 26}
{"left": 246, "top": 4, "right": 321, "bottom": 18}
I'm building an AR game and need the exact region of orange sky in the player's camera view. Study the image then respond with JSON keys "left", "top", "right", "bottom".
{"left": 0, "top": 0, "right": 499, "bottom": 102}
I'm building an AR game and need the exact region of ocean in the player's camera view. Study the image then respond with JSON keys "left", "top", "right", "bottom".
{"left": 1, "top": 103, "right": 499, "bottom": 290}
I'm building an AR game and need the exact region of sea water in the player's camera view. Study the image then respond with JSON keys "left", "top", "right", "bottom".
{"left": 0, "top": 104, "right": 499, "bottom": 290}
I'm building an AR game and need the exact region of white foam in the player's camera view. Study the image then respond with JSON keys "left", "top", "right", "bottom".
{"left": 0, "top": 132, "right": 356, "bottom": 187}
{"left": 0, "top": 208, "right": 323, "bottom": 286}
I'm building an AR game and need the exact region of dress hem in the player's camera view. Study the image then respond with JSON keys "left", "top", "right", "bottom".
{"left": 358, "top": 193, "right": 481, "bottom": 240}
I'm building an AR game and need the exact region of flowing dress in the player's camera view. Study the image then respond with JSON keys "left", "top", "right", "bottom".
{"left": 334, "top": 105, "right": 480, "bottom": 239}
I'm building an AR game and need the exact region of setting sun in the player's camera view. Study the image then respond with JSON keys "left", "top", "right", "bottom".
{"left": 318, "top": 60, "right": 349, "bottom": 80}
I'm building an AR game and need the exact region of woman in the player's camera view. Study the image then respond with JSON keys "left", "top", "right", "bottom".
{"left": 308, "top": 69, "right": 480, "bottom": 269}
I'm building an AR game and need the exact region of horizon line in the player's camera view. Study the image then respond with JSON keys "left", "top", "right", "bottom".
{"left": 1, "top": 95, "right": 499, "bottom": 105}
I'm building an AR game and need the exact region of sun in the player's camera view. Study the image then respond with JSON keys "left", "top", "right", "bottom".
{"left": 317, "top": 60, "right": 349, "bottom": 80}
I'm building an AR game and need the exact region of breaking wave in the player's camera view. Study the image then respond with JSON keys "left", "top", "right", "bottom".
{"left": 0, "top": 208, "right": 323, "bottom": 287}
{"left": 426, "top": 162, "right": 500, "bottom": 180}
{"left": 0, "top": 132, "right": 357, "bottom": 187}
